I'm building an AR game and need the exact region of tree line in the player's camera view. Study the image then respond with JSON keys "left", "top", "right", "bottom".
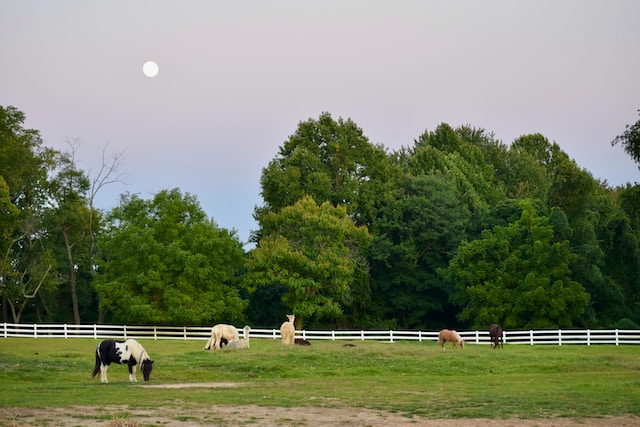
{"left": 2, "top": 105, "right": 639, "bottom": 330}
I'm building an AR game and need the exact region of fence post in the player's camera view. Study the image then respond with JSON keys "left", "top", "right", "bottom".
{"left": 331, "top": 330, "right": 335, "bottom": 341}
{"left": 530, "top": 330, "right": 534, "bottom": 345}
{"left": 558, "top": 329, "right": 562, "bottom": 346}
{"left": 615, "top": 329, "right": 619, "bottom": 346}
{"left": 475, "top": 330, "right": 480, "bottom": 344}
{"left": 64, "top": 324, "right": 68, "bottom": 339}
{"left": 93, "top": 324, "right": 97, "bottom": 339}
{"left": 124, "top": 325, "right": 127, "bottom": 339}
{"left": 361, "top": 330, "right": 365, "bottom": 341}
{"left": 2, "top": 322, "right": 5, "bottom": 338}
{"left": 33, "top": 323, "right": 37, "bottom": 339}
{"left": 389, "top": 330, "right": 394, "bottom": 343}
{"left": 418, "top": 330, "right": 422, "bottom": 342}
{"left": 587, "top": 329, "right": 591, "bottom": 346}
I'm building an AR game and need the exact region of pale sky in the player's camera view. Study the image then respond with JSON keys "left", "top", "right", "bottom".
{"left": 2, "top": 1, "right": 639, "bottom": 246}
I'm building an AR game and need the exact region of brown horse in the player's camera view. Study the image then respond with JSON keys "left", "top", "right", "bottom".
{"left": 489, "top": 324, "right": 503, "bottom": 349}
{"left": 438, "top": 329, "right": 465, "bottom": 350}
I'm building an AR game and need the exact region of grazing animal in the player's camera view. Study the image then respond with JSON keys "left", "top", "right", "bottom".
{"left": 489, "top": 324, "right": 504, "bottom": 349}
{"left": 91, "top": 339, "right": 153, "bottom": 383}
{"left": 438, "top": 329, "right": 465, "bottom": 350}
{"left": 226, "top": 325, "right": 251, "bottom": 349}
{"left": 280, "top": 314, "right": 295, "bottom": 345}
{"left": 294, "top": 338, "right": 311, "bottom": 346}
{"left": 204, "top": 323, "right": 239, "bottom": 350}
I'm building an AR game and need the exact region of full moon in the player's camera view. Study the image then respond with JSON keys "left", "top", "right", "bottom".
{"left": 142, "top": 61, "right": 159, "bottom": 78}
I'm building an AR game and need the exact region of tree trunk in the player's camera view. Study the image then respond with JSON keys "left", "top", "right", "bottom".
{"left": 1, "top": 296, "right": 7, "bottom": 322}
{"left": 63, "top": 227, "right": 81, "bottom": 324}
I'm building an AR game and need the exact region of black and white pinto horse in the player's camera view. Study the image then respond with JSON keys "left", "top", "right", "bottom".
{"left": 91, "top": 339, "right": 154, "bottom": 383}
{"left": 489, "top": 324, "right": 504, "bottom": 349}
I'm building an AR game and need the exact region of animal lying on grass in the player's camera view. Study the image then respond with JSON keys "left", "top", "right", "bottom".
{"left": 91, "top": 338, "right": 153, "bottom": 383}
{"left": 280, "top": 314, "right": 295, "bottom": 345}
{"left": 226, "top": 325, "right": 251, "bottom": 349}
{"left": 204, "top": 324, "right": 239, "bottom": 350}
{"left": 438, "top": 329, "right": 465, "bottom": 350}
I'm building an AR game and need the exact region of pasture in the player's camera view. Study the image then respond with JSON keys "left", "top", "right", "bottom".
{"left": 0, "top": 337, "right": 638, "bottom": 425}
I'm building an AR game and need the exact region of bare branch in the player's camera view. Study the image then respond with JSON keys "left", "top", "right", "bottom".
{"left": 89, "top": 143, "right": 127, "bottom": 207}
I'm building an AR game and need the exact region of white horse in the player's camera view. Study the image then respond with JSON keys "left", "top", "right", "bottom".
{"left": 280, "top": 314, "right": 295, "bottom": 345}
{"left": 92, "top": 338, "right": 154, "bottom": 383}
{"left": 226, "top": 325, "right": 250, "bottom": 349}
{"left": 438, "top": 329, "right": 465, "bottom": 350}
{"left": 204, "top": 323, "right": 239, "bottom": 350}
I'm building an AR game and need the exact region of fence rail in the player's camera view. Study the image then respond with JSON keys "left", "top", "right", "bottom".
{"left": 1, "top": 323, "right": 639, "bottom": 345}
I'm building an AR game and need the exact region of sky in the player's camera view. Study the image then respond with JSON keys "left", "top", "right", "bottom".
{"left": 2, "top": 1, "right": 639, "bottom": 247}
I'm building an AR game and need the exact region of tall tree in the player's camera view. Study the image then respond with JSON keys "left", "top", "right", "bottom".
{"left": 611, "top": 109, "right": 640, "bottom": 168}
{"left": 257, "top": 112, "right": 398, "bottom": 231}
{"left": 244, "top": 196, "right": 372, "bottom": 329}
{"left": 407, "top": 124, "right": 505, "bottom": 216}
{"left": 578, "top": 192, "right": 640, "bottom": 326}
{"left": 443, "top": 200, "right": 590, "bottom": 329}
{"left": 0, "top": 105, "right": 60, "bottom": 322}
{"left": 547, "top": 153, "right": 598, "bottom": 220}
{"left": 45, "top": 144, "right": 92, "bottom": 324}
{"left": 368, "top": 174, "right": 470, "bottom": 329}
{"left": 86, "top": 143, "right": 125, "bottom": 320}
{"left": 94, "top": 189, "right": 246, "bottom": 325}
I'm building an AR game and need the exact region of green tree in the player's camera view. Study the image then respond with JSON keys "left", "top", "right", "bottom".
{"left": 257, "top": 112, "right": 398, "bottom": 231}
{"left": 443, "top": 200, "right": 590, "bottom": 329}
{"left": 612, "top": 185, "right": 640, "bottom": 324}
{"left": 406, "top": 124, "right": 505, "bottom": 216}
{"left": 0, "top": 105, "right": 60, "bottom": 322}
{"left": 579, "top": 193, "right": 640, "bottom": 326}
{"left": 368, "top": 174, "right": 470, "bottom": 329}
{"left": 94, "top": 188, "right": 246, "bottom": 325}
{"left": 44, "top": 146, "right": 93, "bottom": 324}
{"left": 244, "top": 196, "right": 372, "bottom": 328}
{"left": 618, "top": 184, "right": 640, "bottom": 231}
{"left": 547, "top": 154, "right": 598, "bottom": 220}
{"left": 611, "top": 109, "right": 640, "bottom": 168}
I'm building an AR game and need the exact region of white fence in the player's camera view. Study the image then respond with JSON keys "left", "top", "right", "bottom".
{"left": 1, "top": 322, "right": 639, "bottom": 345}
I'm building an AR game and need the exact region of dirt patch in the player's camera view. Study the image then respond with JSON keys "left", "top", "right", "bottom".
{"left": 1, "top": 405, "right": 636, "bottom": 426}
{"left": 141, "top": 381, "right": 241, "bottom": 389}
{"left": 0, "top": 384, "right": 635, "bottom": 426}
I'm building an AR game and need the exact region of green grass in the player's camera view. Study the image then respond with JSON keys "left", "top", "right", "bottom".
{"left": 0, "top": 337, "right": 638, "bottom": 421}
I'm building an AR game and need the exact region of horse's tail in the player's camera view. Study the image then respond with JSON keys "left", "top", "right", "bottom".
{"left": 91, "top": 344, "right": 101, "bottom": 378}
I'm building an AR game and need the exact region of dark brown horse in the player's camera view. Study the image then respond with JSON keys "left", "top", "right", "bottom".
{"left": 489, "top": 324, "right": 503, "bottom": 349}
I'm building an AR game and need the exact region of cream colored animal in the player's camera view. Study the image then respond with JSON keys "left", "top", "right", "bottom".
{"left": 438, "top": 328, "right": 465, "bottom": 350}
{"left": 280, "top": 314, "right": 295, "bottom": 345}
{"left": 226, "top": 325, "right": 251, "bottom": 349}
{"left": 204, "top": 323, "right": 239, "bottom": 350}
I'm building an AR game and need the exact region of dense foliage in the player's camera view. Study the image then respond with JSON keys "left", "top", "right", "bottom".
{"left": 1, "top": 106, "right": 639, "bottom": 329}
{"left": 94, "top": 189, "right": 246, "bottom": 325}
{"left": 244, "top": 196, "right": 371, "bottom": 329}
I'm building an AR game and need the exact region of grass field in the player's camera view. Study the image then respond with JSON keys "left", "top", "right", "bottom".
{"left": 0, "top": 337, "right": 638, "bottom": 424}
